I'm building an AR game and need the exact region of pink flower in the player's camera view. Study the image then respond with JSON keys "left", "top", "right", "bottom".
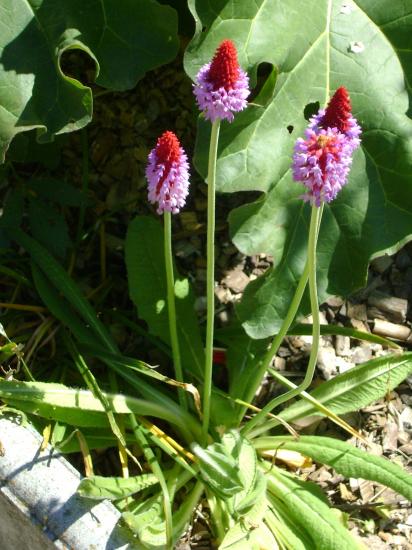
{"left": 193, "top": 40, "right": 250, "bottom": 123}
{"left": 292, "top": 87, "right": 361, "bottom": 206}
{"left": 146, "top": 131, "right": 190, "bottom": 214}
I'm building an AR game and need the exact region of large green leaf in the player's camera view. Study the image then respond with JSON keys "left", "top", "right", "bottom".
{"left": 125, "top": 216, "right": 204, "bottom": 379}
{"left": 0, "top": 0, "right": 179, "bottom": 161}
{"left": 256, "top": 436, "right": 412, "bottom": 502}
{"left": 186, "top": 0, "right": 412, "bottom": 339}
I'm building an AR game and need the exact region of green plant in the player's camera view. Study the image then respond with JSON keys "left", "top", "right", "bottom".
{"left": 1, "top": 2, "right": 412, "bottom": 549}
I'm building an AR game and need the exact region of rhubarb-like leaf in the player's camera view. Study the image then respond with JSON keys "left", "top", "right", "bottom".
{"left": 0, "top": 0, "right": 179, "bottom": 161}
{"left": 186, "top": 0, "right": 412, "bottom": 338}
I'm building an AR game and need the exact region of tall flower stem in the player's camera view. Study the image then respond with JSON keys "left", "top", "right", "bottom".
{"left": 237, "top": 261, "right": 309, "bottom": 426}
{"left": 164, "top": 211, "right": 187, "bottom": 410}
{"left": 202, "top": 119, "right": 221, "bottom": 445}
{"left": 241, "top": 204, "right": 323, "bottom": 437}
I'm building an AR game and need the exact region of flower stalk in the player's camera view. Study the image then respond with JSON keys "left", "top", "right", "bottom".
{"left": 237, "top": 260, "right": 310, "bottom": 426}
{"left": 164, "top": 211, "right": 187, "bottom": 410}
{"left": 241, "top": 204, "right": 323, "bottom": 436}
{"left": 202, "top": 119, "right": 221, "bottom": 444}
{"left": 241, "top": 87, "right": 360, "bottom": 435}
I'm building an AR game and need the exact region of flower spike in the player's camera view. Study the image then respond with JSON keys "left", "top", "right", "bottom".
{"left": 146, "top": 131, "right": 190, "bottom": 214}
{"left": 193, "top": 39, "right": 250, "bottom": 123}
{"left": 292, "top": 87, "right": 361, "bottom": 206}
{"left": 321, "top": 86, "right": 352, "bottom": 134}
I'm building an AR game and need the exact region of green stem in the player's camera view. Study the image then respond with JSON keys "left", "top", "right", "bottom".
{"left": 241, "top": 204, "right": 323, "bottom": 437}
{"left": 248, "top": 365, "right": 357, "bottom": 439}
{"left": 172, "top": 481, "right": 204, "bottom": 543}
{"left": 76, "top": 128, "right": 89, "bottom": 246}
{"left": 238, "top": 261, "right": 309, "bottom": 426}
{"left": 202, "top": 119, "right": 221, "bottom": 445}
{"left": 164, "top": 211, "right": 187, "bottom": 410}
{"left": 129, "top": 415, "right": 173, "bottom": 549}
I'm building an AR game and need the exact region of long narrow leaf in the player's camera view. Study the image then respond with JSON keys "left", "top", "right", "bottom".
{"left": 291, "top": 323, "right": 401, "bottom": 350}
{"left": 65, "top": 334, "right": 126, "bottom": 446}
{"left": 78, "top": 473, "right": 159, "bottom": 500}
{"left": 256, "top": 436, "right": 412, "bottom": 502}
{"left": 92, "top": 351, "right": 203, "bottom": 442}
{"left": 31, "top": 263, "right": 103, "bottom": 348}
{"left": 12, "top": 228, "right": 116, "bottom": 352}
{"left": 0, "top": 380, "right": 199, "bottom": 441}
{"left": 129, "top": 415, "right": 173, "bottom": 549}
{"left": 264, "top": 464, "right": 361, "bottom": 550}
{"left": 279, "top": 353, "right": 412, "bottom": 424}
{"left": 80, "top": 343, "right": 200, "bottom": 411}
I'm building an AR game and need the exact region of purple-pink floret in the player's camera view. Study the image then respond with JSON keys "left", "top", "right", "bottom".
{"left": 193, "top": 40, "right": 250, "bottom": 123}
{"left": 146, "top": 132, "right": 190, "bottom": 215}
{"left": 292, "top": 88, "right": 361, "bottom": 206}
{"left": 309, "top": 109, "right": 361, "bottom": 150}
{"left": 194, "top": 62, "right": 250, "bottom": 122}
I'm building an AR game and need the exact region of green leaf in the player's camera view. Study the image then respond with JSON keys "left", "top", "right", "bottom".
{"left": 31, "top": 259, "right": 197, "bottom": 440}
{"left": 191, "top": 439, "right": 244, "bottom": 499}
{"left": 28, "top": 198, "right": 71, "bottom": 259}
{"left": 256, "top": 436, "right": 412, "bottom": 502}
{"left": 64, "top": 335, "right": 126, "bottom": 446}
{"left": 219, "top": 493, "right": 272, "bottom": 550}
{"left": 125, "top": 216, "right": 204, "bottom": 379}
{"left": 11, "top": 229, "right": 116, "bottom": 352}
{"left": 0, "top": 188, "right": 24, "bottom": 230}
{"left": 222, "top": 431, "right": 266, "bottom": 519}
{"left": 78, "top": 473, "right": 159, "bottom": 500}
{"left": 122, "top": 494, "right": 165, "bottom": 548}
{"left": 186, "top": 0, "right": 412, "bottom": 339}
{"left": 53, "top": 426, "right": 135, "bottom": 453}
{"left": 193, "top": 430, "right": 266, "bottom": 519}
{"left": 123, "top": 482, "right": 203, "bottom": 549}
{"left": 0, "top": 0, "right": 179, "bottom": 161}
{"left": 264, "top": 502, "right": 311, "bottom": 550}
{"left": 28, "top": 178, "right": 89, "bottom": 207}
{"left": 31, "top": 262, "right": 104, "bottom": 348}
{"left": 265, "top": 465, "right": 361, "bottom": 550}
{"left": 278, "top": 352, "right": 412, "bottom": 424}
{"left": 7, "top": 132, "right": 63, "bottom": 168}
{"left": 0, "top": 379, "right": 199, "bottom": 439}
{"left": 291, "top": 323, "right": 401, "bottom": 350}
{"left": 216, "top": 321, "right": 399, "bottom": 421}
{"left": 217, "top": 468, "right": 270, "bottom": 550}
{"left": 79, "top": 344, "right": 201, "bottom": 416}
{"left": 82, "top": 346, "right": 203, "bottom": 443}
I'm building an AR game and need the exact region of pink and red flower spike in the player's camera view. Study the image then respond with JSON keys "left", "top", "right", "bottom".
{"left": 146, "top": 131, "right": 190, "bottom": 214}
{"left": 193, "top": 39, "right": 250, "bottom": 123}
{"left": 292, "top": 87, "right": 361, "bottom": 206}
